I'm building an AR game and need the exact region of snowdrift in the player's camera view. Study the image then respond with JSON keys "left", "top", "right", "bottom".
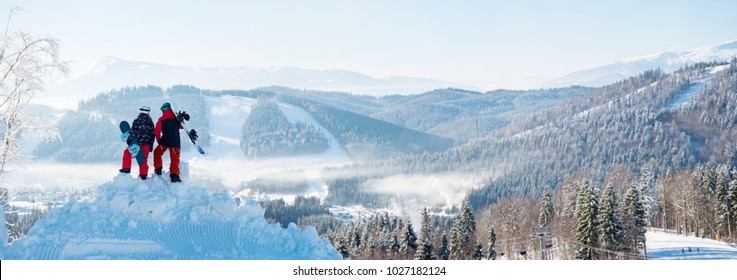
{"left": 0, "top": 174, "right": 341, "bottom": 260}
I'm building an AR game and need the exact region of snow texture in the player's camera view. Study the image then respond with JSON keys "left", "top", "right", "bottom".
{"left": 0, "top": 174, "right": 342, "bottom": 260}
{"left": 646, "top": 228, "right": 737, "bottom": 260}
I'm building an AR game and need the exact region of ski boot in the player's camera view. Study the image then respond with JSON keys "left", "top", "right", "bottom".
{"left": 170, "top": 174, "right": 181, "bottom": 183}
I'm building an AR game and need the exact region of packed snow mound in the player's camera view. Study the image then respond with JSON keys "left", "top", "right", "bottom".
{"left": 0, "top": 174, "right": 342, "bottom": 260}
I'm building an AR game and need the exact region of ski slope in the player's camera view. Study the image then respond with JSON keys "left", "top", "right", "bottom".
{"left": 0, "top": 174, "right": 342, "bottom": 260}
{"left": 646, "top": 228, "right": 737, "bottom": 260}
{"left": 186, "top": 95, "right": 352, "bottom": 188}
{"left": 667, "top": 65, "right": 730, "bottom": 110}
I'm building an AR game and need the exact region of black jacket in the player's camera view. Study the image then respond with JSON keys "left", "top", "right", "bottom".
{"left": 155, "top": 109, "right": 182, "bottom": 148}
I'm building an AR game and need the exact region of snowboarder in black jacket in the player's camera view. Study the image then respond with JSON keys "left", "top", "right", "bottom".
{"left": 153, "top": 102, "right": 192, "bottom": 183}
{"left": 120, "top": 106, "right": 155, "bottom": 180}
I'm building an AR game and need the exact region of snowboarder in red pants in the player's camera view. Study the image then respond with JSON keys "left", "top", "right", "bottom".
{"left": 120, "top": 106, "right": 155, "bottom": 180}
{"left": 153, "top": 102, "right": 189, "bottom": 183}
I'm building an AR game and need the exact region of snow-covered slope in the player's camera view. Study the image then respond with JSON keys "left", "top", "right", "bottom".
{"left": 547, "top": 39, "right": 737, "bottom": 87}
{"left": 187, "top": 95, "right": 352, "bottom": 188}
{"left": 38, "top": 57, "right": 463, "bottom": 109}
{"left": 646, "top": 228, "right": 737, "bottom": 260}
{"left": 0, "top": 174, "right": 342, "bottom": 260}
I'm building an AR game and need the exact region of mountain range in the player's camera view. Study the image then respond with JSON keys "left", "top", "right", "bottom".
{"left": 36, "top": 39, "right": 737, "bottom": 109}
{"left": 40, "top": 57, "right": 467, "bottom": 108}
{"left": 545, "top": 39, "right": 737, "bottom": 87}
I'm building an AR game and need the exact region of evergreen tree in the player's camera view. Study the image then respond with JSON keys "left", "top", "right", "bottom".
{"left": 400, "top": 220, "right": 417, "bottom": 258}
{"left": 437, "top": 233, "right": 449, "bottom": 260}
{"left": 472, "top": 239, "right": 484, "bottom": 260}
{"left": 453, "top": 202, "right": 476, "bottom": 257}
{"left": 460, "top": 202, "right": 476, "bottom": 243}
{"left": 575, "top": 181, "right": 599, "bottom": 260}
{"left": 336, "top": 237, "right": 350, "bottom": 259}
{"left": 598, "top": 184, "right": 623, "bottom": 259}
{"left": 715, "top": 165, "right": 733, "bottom": 239}
{"left": 390, "top": 234, "right": 401, "bottom": 257}
{"left": 486, "top": 223, "right": 497, "bottom": 260}
{"left": 539, "top": 186, "right": 554, "bottom": 227}
{"left": 448, "top": 223, "right": 463, "bottom": 260}
{"left": 638, "top": 167, "right": 656, "bottom": 226}
{"left": 415, "top": 208, "right": 435, "bottom": 260}
{"left": 622, "top": 183, "right": 646, "bottom": 254}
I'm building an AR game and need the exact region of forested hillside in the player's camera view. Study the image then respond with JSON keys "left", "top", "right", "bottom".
{"left": 240, "top": 99, "right": 329, "bottom": 158}
{"left": 372, "top": 87, "right": 593, "bottom": 142}
{"left": 319, "top": 60, "right": 737, "bottom": 213}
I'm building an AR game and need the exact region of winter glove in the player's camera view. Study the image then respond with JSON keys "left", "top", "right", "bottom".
{"left": 189, "top": 129, "right": 198, "bottom": 141}
{"left": 177, "top": 110, "right": 190, "bottom": 122}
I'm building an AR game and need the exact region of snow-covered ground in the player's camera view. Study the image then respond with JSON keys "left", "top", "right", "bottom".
{"left": 646, "top": 228, "right": 737, "bottom": 260}
{"left": 1, "top": 161, "right": 120, "bottom": 191}
{"left": 0, "top": 174, "right": 342, "bottom": 259}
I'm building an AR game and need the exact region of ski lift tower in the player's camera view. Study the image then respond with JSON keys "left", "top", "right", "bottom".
{"left": 531, "top": 227, "right": 552, "bottom": 260}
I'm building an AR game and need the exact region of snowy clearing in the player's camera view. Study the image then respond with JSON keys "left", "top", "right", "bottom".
{"left": 646, "top": 228, "right": 737, "bottom": 260}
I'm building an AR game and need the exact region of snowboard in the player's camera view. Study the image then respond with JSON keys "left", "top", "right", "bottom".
{"left": 119, "top": 120, "right": 146, "bottom": 166}
{"left": 173, "top": 108, "right": 205, "bottom": 155}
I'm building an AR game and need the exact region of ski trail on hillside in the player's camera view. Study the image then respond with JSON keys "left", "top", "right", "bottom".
{"left": 667, "top": 65, "right": 729, "bottom": 109}
{"left": 185, "top": 96, "right": 352, "bottom": 188}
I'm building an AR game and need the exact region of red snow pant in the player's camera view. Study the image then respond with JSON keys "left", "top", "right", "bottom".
{"left": 121, "top": 145, "right": 151, "bottom": 176}
{"left": 153, "top": 145, "right": 180, "bottom": 176}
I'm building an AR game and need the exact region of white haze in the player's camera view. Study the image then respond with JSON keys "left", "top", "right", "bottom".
{"left": 363, "top": 173, "right": 481, "bottom": 208}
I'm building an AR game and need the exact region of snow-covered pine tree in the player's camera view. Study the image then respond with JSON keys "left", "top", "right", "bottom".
{"left": 437, "top": 233, "right": 449, "bottom": 260}
{"left": 461, "top": 202, "right": 477, "bottom": 237}
{"left": 539, "top": 186, "right": 554, "bottom": 227}
{"left": 455, "top": 202, "right": 476, "bottom": 256}
{"left": 622, "top": 183, "right": 646, "bottom": 255}
{"left": 336, "top": 237, "right": 350, "bottom": 259}
{"left": 414, "top": 208, "right": 435, "bottom": 260}
{"left": 472, "top": 239, "right": 484, "bottom": 260}
{"left": 486, "top": 223, "right": 497, "bottom": 260}
{"left": 400, "top": 220, "right": 417, "bottom": 258}
{"left": 714, "top": 165, "right": 733, "bottom": 240}
{"left": 391, "top": 234, "right": 401, "bottom": 258}
{"left": 637, "top": 167, "right": 656, "bottom": 226}
{"left": 598, "top": 183, "right": 623, "bottom": 259}
{"left": 448, "top": 223, "right": 463, "bottom": 260}
{"left": 575, "top": 181, "right": 599, "bottom": 260}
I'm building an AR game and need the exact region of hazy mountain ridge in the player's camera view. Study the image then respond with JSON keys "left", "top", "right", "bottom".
{"left": 43, "top": 56, "right": 467, "bottom": 108}
{"left": 547, "top": 39, "right": 737, "bottom": 87}
{"left": 371, "top": 87, "right": 594, "bottom": 142}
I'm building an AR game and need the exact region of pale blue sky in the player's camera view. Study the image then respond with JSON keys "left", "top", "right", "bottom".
{"left": 3, "top": 0, "right": 737, "bottom": 90}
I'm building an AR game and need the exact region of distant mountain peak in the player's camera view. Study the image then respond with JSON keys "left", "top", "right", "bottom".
{"left": 546, "top": 39, "right": 737, "bottom": 88}
{"left": 42, "top": 56, "right": 470, "bottom": 109}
